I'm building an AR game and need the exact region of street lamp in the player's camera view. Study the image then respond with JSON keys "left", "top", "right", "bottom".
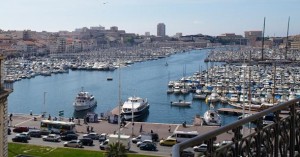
{"left": 131, "top": 97, "right": 134, "bottom": 136}
{"left": 43, "top": 92, "right": 47, "bottom": 118}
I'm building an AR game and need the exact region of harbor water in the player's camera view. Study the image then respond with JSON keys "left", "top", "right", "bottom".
{"left": 8, "top": 49, "right": 237, "bottom": 125}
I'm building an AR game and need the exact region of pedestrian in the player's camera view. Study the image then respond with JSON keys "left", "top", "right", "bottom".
{"left": 30, "top": 110, "right": 32, "bottom": 116}
{"left": 69, "top": 117, "right": 71, "bottom": 122}
{"left": 139, "top": 124, "right": 143, "bottom": 133}
{"left": 168, "top": 125, "right": 171, "bottom": 133}
{"left": 151, "top": 130, "right": 153, "bottom": 133}
{"left": 78, "top": 118, "right": 80, "bottom": 125}
{"left": 87, "top": 126, "right": 90, "bottom": 133}
{"left": 9, "top": 113, "right": 13, "bottom": 121}
{"left": 91, "top": 126, "right": 94, "bottom": 132}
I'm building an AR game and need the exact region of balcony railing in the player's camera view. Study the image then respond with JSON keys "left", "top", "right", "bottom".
{"left": 172, "top": 98, "right": 300, "bottom": 157}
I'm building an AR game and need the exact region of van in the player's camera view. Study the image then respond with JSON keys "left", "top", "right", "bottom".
{"left": 168, "top": 131, "right": 198, "bottom": 143}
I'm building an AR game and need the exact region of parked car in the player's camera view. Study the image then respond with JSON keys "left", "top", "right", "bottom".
{"left": 99, "top": 139, "right": 109, "bottom": 150}
{"left": 19, "top": 132, "right": 31, "bottom": 140}
{"left": 42, "top": 134, "right": 61, "bottom": 142}
{"left": 60, "top": 130, "right": 78, "bottom": 136}
{"left": 139, "top": 143, "right": 157, "bottom": 151}
{"left": 98, "top": 133, "right": 107, "bottom": 143}
{"left": 83, "top": 132, "right": 99, "bottom": 140}
{"left": 159, "top": 138, "right": 177, "bottom": 146}
{"left": 131, "top": 135, "right": 142, "bottom": 144}
{"left": 64, "top": 140, "right": 83, "bottom": 148}
{"left": 79, "top": 138, "right": 93, "bottom": 146}
{"left": 137, "top": 139, "right": 153, "bottom": 147}
{"left": 180, "top": 149, "right": 195, "bottom": 157}
{"left": 13, "top": 127, "right": 29, "bottom": 133}
{"left": 40, "top": 130, "right": 50, "bottom": 136}
{"left": 193, "top": 144, "right": 207, "bottom": 152}
{"left": 61, "top": 134, "right": 78, "bottom": 141}
{"left": 12, "top": 135, "right": 28, "bottom": 143}
{"left": 28, "top": 130, "right": 42, "bottom": 138}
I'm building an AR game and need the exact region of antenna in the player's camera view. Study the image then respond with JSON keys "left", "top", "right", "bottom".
{"left": 261, "top": 17, "right": 266, "bottom": 61}
{"left": 285, "top": 16, "right": 290, "bottom": 60}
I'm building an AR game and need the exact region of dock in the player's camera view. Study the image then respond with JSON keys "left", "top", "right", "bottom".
{"left": 218, "top": 108, "right": 257, "bottom": 115}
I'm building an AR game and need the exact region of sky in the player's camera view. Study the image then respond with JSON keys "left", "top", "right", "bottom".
{"left": 0, "top": 0, "right": 299, "bottom": 37}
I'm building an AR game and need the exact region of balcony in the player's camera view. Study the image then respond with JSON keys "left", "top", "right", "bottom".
{"left": 172, "top": 98, "right": 300, "bottom": 157}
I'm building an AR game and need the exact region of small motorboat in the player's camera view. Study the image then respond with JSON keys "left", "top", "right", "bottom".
{"left": 203, "top": 107, "right": 221, "bottom": 126}
{"left": 170, "top": 100, "right": 191, "bottom": 107}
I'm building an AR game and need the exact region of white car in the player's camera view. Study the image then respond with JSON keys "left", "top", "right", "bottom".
{"left": 131, "top": 135, "right": 142, "bottom": 144}
{"left": 19, "top": 132, "right": 31, "bottom": 140}
{"left": 42, "top": 134, "right": 61, "bottom": 142}
{"left": 193, "top": 144, "right": 207, "bottom": 152}
{"left": 64, "top": 140, "right": 83, "bottom": 148}
{"left": 99, "top": 139, "right": 109, "bottom": 150}
{"left": 137, "top": 139, "right": 153, "bottom": 147}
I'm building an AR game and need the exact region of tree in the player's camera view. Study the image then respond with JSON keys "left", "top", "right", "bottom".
{"left": 105, "top": 142, "right": 127, "bottom": 157}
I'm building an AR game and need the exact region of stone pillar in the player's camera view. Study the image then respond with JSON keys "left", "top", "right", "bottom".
{"left": 0, "top": 55, "right": 11, "bottom": 157}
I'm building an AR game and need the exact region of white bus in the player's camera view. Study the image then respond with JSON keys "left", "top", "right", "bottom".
{"left": 168, "top": 131, "right": 198, "bottom": 143}
{"left": 40, "top": 120, "right": 76, "bottom": 133}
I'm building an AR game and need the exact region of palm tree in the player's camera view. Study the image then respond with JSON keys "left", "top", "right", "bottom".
{"left": 105, "top": 142, "right": 127, "bottom": 157}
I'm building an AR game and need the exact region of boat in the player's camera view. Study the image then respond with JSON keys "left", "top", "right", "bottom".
{"left": 121, "top": 96, "right": 150, "bottom": 121}
{"left": 203, "top": 106, "right": 221, "bottom": 126}
{"left": 170, "top": 99, "right": 191, "bottom": 107}
{"left": 107, "top": 77, "right": 113, "bottom": 81}
{"left": 73, "top": 88, "right": 97, "bottom": 111}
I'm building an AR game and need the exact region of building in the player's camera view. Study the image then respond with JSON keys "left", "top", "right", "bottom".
{"left": 145, "top": 32, "right": 150, "bottom": 37}
{"left": 157, "top": 23, "right": 166, "bottom": 37}
{"left": 290, "top": 35, "right": 300, "bottom": 51}
{"left": 0, "top": 55, "right": 12, "bottom": 157}
{"left": 244, "top": 31, "right": 263, "bottom": 46}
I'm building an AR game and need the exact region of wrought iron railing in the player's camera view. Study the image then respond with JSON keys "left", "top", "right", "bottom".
{"left": 172, "top": 98, "right": 300, "bottom": 157}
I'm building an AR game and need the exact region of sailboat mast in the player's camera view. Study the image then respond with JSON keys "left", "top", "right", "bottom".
{"left": 285, "top": 16, "right": 290, "bottom": 60}
{"left": 261, "top": 17, "right": 266, "bottom": 61}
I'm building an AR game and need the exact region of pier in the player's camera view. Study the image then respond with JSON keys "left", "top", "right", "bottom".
{"left": 217, "top": 108, "right": 257, "bottom": 115}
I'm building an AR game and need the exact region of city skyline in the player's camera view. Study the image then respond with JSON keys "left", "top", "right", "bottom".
{"left": 0, "top": 0, "right": 299, "bottom": 37}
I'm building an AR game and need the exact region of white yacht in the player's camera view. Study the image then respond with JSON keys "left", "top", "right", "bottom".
{"left": 203, "top": 109, "right": 221, "bottom": 126}
{"left": 121, "top": 96, "right": 149, "bottom": 121}
{"left": 73, "top": 88, "right": 97, "bottom": 111}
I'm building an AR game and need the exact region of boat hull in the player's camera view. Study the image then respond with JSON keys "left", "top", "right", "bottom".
{"left": 74, "top": 101, "right": 97, "bottom": 111}
{"left": 122, "top": 104, "right": 150, "bottom": 121}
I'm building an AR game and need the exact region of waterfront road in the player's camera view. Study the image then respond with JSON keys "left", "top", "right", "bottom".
{"left": 8, "top": 114, "right": 234, "bottom": 156}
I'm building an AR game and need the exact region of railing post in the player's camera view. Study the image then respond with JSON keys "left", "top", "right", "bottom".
{"left": 290, "top": 103, "right": 295, "bottom": 156}
{"left": 255, "top": 117, "right": 263, "bottom": 157}
{"left": 232, "top": 126, "right": 242, "bottom": 157}
{"left": 274, "top": 110, "right": 280, "bottom": 157}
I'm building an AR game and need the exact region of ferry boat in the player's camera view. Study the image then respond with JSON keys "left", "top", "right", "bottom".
{"left": 73, "top": 88, "right": 97, "bottom": 111}
{"left": 121, "top": 96, "right": 150, "bottom": 121}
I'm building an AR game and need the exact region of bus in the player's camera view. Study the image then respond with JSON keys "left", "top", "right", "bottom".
{"left": 40, "top": 120, "right": 76, "bottom": 134}
{"left": 168, "top": 131, "right": 198, "bottom": 143}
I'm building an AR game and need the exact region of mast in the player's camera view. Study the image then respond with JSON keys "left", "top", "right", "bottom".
{"left": 261, "top": 17, "right": 266, "bottom": 61}
{"left": 285, "top": 16, "right": 290, "bottom": 60}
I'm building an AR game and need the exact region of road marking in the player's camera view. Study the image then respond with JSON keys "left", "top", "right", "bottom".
{"left": 174, "top": 124, "right": 180, "bottom": 132}
{"left": 14, "top": 117, "right": 35, "bottom": 126}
